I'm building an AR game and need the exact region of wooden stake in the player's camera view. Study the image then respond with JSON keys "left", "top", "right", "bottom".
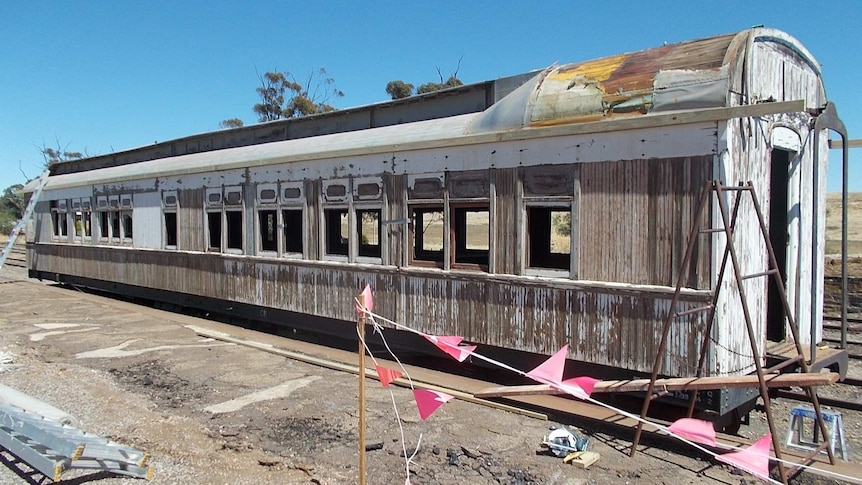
{"left": 357, "top": 293, "right": 367, "bottom": 485}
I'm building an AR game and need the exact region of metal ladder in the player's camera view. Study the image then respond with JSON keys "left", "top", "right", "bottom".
{"left": 629, "top": 180, "right": 835, "bottom": 484}
{"left": 0, "top": 170, "right": 49, "bottom": 270}
{"left": 0, "top": 402, "right": 153, "bottom": 481}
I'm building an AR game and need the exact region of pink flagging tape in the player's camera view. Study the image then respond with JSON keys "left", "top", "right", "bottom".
{"left": 668, "top": 418, "right": 717, "bottom": 447}
{"left": 717, "top": 433, "right": 773, "bottom": 481}
{"left": 423, "top": 334, "right": 476, "bottom": 362}
{"left": 413, "top": 389, "right": 454, "bottom": 420}
{"left": 526, "top": 345, "right": 569, "bottom": 385}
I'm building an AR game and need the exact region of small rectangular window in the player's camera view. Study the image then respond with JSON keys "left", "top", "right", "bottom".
{"left": 73, "top": 212, "right": 84, "bottom": 239}
{"left": 165, "top": 212, "right": 178, "bottom": 248}
{"left": 259, "top": 210, "right": 277, "bottom": 252}
{"left": 356, "top": 209, "right": 381, "bottom": 258}
{"left": 527, "top": 207, "right": 571, "bottom": 271}
{"left": 79, "top": 211, "right": 92, "bottom": 238}
{"left": 99, "top": 212, "right": 109, "bottom": 240}
{"left": 225, "top": 210, "right": 243, "bottom": 251}
{"left": 411, "top": 207, "right": 444, "bottom": 266}
{"left": 453, "top": 206, "right": 489, "bottom": 268}
{"left": 109, "top": 212, "right": 121, "bottom": 241}
{"left": 121, "top": 211, "right": 133, "bottom": 241}
{"left": 283, "top": 209, "right": 303, "bottom": 255}
{"left": 324, "top": 208, "right": 349, "bottom": 256}
{"left": 283, "top": 187, "right": 302, "bottom": 199}
{"left": 207, "top": 212, "right": 222, "bottom": 251}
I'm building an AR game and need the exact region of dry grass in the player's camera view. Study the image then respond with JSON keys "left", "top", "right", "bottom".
{"left": 826, "top": 192, "right": 862, "bottom": 255}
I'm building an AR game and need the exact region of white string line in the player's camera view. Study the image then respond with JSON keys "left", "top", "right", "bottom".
{"left": 354, "top": 302, "right": 422, "bottom": 481}
{"left": 357, "top": 306, "right": 858, "bottom": 484}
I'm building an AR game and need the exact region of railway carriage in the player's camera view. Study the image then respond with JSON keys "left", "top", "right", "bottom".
{"left": 26, "top": 28, "right": 842, "bottom": 421}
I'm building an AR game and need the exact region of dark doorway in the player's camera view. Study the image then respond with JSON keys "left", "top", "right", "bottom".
{"left": 766, "top": 149, "right": 791, "bottom": 341}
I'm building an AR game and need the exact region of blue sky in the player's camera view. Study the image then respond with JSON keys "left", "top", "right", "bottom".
{"left": 1, "top": 0, "right": 859, "bottom": 192}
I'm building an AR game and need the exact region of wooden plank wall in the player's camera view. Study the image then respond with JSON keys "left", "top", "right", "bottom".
{"left": 579, "top": 156, "right": 712, "bottom": 288}
{"left": 493, "top": 168, "right": 518, "bottom": 275}
{"left": 30, "top": 244, "right": 713, "bottom": 376}
{"left": 179, "top": 188, "right": 204, "bottom": 252}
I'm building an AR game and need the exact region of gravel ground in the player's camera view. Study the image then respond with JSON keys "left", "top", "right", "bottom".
{"left": 0, "top": 262, "right": 859, "bottom": 484}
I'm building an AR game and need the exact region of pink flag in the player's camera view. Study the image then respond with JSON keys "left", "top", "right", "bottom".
{"left": 668, "top": 418, "right": 717, "bottom": 447}
{"left": 422, "top": 335, "right": 476, "bottom": 362}
{"left": 413, "top": 389, "right": 454, "bottom": 420}
{"left": 557, "top": 376, "right": 599, "bottom": 400}
{"left": 717, "top": 434, "right": 773, "bottom": 480}
{"left": 527, "top": 345, "right": 569, "bottom": 385}
{"left": 375, "top": 364, "right": 403, "bottom": 388}
{"left": 356, "top": 284, "right": 373, "bottom": 313}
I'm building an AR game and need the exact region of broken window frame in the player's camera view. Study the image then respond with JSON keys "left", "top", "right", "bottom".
{"left": 524, "top": 202, "right": 573, "bottom": 277}
{"left": 409, "top": 204, "right": 445, "bottom": 268}
{"left": 281, "top": 182, "right": 305, "bottom": 259}
{"left": 450, "top": 203, "right": 490, "bottom": 271}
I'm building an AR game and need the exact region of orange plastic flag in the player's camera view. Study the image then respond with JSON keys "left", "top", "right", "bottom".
{"left": 375, "top": 364, "right": 403, "bottom": 388}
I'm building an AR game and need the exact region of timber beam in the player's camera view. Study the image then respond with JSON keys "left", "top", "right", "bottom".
{"left": 474, "top": 372, "right": 840, "bottom": 398}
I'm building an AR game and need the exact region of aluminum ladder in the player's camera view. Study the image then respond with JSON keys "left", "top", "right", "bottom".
{"left": 0, "top": 402, "right": 153, "bottom": 481}
{"left": 0, "top": 170, "right": 49, "bottom": 270}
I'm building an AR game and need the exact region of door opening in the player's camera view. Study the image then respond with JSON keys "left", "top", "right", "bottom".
{"left": 767, "top": 149, "right": 791, "bottom": 342}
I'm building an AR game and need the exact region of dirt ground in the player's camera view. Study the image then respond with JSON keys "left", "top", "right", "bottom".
{"left": 3, "top": 264, "right": 856, "bottom": 485}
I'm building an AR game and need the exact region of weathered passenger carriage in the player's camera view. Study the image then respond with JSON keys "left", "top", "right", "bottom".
{"left": 26, "top": 28, "right": 842, "bottom": 420}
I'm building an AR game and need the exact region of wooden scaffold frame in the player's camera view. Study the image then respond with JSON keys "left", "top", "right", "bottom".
{"left": 629, "top": 180, "right": 836, "bottom": 484}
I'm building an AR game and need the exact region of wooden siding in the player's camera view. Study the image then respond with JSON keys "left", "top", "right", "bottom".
{"left": 579, "top": 157, "right": 713, "bottom": 287}
{"left": 179, "top": 188, "right": 204, "bottom": 252}
{"left": 30, "top": 244, "right": 713, "bottom": 376}
{"left": 493, "top": 168, "right": 518, "bottom": 275}
{"left": 383, "top": 173, "right": 406, "bottom": 267}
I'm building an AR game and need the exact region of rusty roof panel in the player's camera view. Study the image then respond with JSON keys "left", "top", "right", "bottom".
{"left": 530, "top": 33, "right": 736, "bottom": 125}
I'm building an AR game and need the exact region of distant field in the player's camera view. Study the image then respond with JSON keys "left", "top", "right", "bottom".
{"left": 826, "top": 192, "right": 862, "bottom": 256}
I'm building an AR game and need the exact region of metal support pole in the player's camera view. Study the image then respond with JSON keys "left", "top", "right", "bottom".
{"left": 357, "top": 293, "right": 367, "bottom": 485}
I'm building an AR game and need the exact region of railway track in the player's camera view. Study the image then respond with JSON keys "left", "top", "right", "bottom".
{"left": 1, "top": 245, "right": 27, "bottom": 269}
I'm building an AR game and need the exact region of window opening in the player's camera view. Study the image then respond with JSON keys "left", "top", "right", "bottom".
{"left": 109, "top": 212, "right": 121, "bottom": 242}
{"left": 207, "top": 212, "right": 222, "bottom": 251}
{"left": 225, "top": 210, "right": 243, "bottom": 251}
{"left": 411, "top": 207, "right": 444, "bottom": 265}
{"left": 452, "top": 206, "right": 489, "bottom": 267}
{"left": 325, "top": 208, "right": 349, "bottom": 256}
{"left": 282, "top": 208, "right": 303, "bottom": 254}
{"left": 164, "top": 212, "right": 178, "bottom": 247}
{"left": 259, "top": 210, "right": 277, "bottom": 252}
{"left": 99, "top": 212, "right": 109, "bottom": 241}
{"left": 121, "top": 211, "right": 133, "bottom": 241}
{"left": 527, "top": 207, "right": 571, "bottom": 271}
{"left": 357, "top": 209, "right": 381, "bottom": 258}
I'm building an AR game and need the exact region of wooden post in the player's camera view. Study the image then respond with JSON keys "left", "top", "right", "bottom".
{"left": 357, "top": 293, "right": 367, "bottom": 485}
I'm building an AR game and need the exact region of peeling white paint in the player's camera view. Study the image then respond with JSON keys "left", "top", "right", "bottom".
{"left": 30, "top": 325, "right": 99, "bottom": 342}
{"left": 204, "top": 376, "right": 321, "bottom": 414}
{"left": 75, "top": 338, "right": 232, "bottom": 359}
